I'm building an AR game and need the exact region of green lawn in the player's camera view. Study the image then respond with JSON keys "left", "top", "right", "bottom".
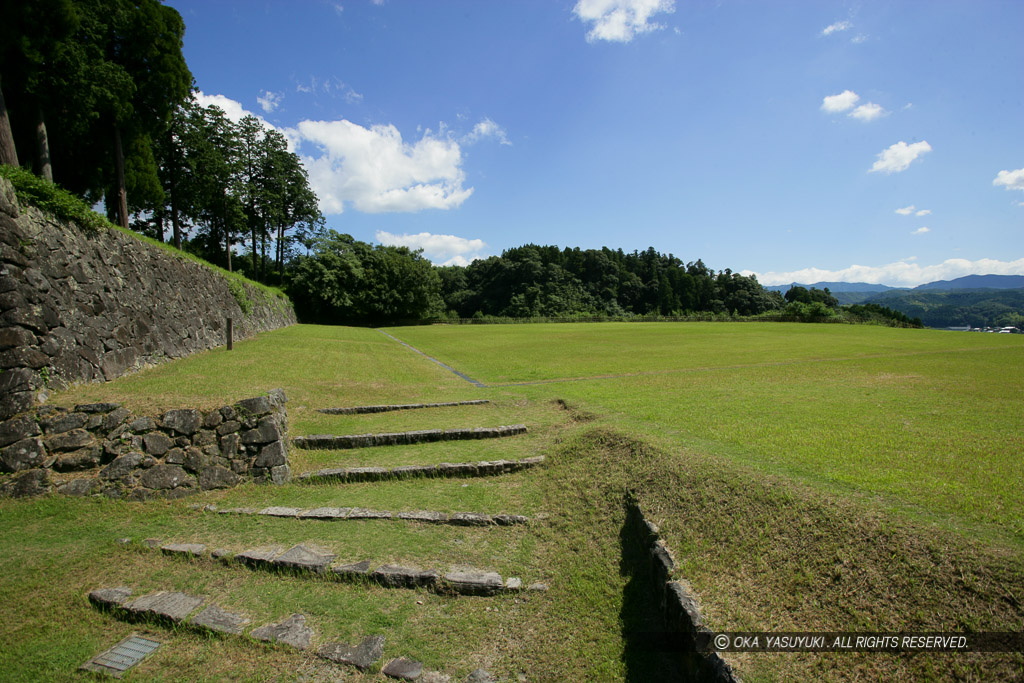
{"left": 389, "top": 322, "right": 1024, "bottom": 547}
{"left": 4, "top": 322, "right": 1022, "bottom": 681}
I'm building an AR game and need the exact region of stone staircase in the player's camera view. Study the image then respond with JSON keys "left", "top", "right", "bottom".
{"left": 89, "top": 398, "right": 542, "bottom": 681}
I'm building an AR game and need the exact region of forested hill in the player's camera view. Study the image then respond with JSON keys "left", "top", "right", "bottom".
{"left": 435, "top": 245, "right": 785, "bottom": 319}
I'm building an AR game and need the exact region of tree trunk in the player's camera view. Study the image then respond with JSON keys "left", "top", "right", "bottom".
{"left": 153, "top": 211, "right": 164, "bottom": 242}
{"left": 0, "top": 75, "right": 19, "bottom": 167}
{"left": 35, "top": 105, "right": 52, "bottom": 182}
{"left": 260, "top": 227, "right": 267, "bottom": 280}
{"left": 251, "top": 222, "right": 257, "bottom": 279}
{"left": 277, "top": 221, "right": 285, "bottom": 282}
{"left": 168, "top": 129, "right": 181, "bottom": 249}
{"left": 113, "top": 126, "right": 129, "bottom": 229}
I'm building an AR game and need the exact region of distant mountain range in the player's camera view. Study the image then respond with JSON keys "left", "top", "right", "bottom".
{"left": 764, "top": 274, "right": 1024, "bottom": 294}
{"left": 763, "top": 274, "right": 1024, "bottom": 327}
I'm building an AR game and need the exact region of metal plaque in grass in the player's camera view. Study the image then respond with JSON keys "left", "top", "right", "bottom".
{"left": 80, "top": 634, "right": 161, "bottom": 678}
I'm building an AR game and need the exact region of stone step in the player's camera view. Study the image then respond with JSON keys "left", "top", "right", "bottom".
{"left": 296, "top": 456, "right": 544, "bottom": 483}
{"left": 318, "top": 400, "right": 489, "bottom": 415}
{"left": 132, "top": 539, "right": 550, "bottom": 596}
{"left": 88, "top": 584, "right": 464, "bottom": 678}
{"left": 293, "top": 425, "right": 527, "bottom": 450}
{"left": 206, "top": 504, "right": 530, "bottom": 527}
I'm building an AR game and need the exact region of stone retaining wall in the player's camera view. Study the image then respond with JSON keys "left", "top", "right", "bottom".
{"left": 0, "top": 177, "right": 297, "bottom": 420}
{"left": 626, "top": 493, "right": 740, "bottom": 682}
{"left": 0, "top": 389, "right": 290, "bottom": 499}
{"left": 293, "top": 425, "right": 527, "bottom": 450}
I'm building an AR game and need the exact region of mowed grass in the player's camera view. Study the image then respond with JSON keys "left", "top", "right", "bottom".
{"left": 389, "top": 322, "right": 1024, "bottom": 548}
{"left": 6, "top": 321, "right": 1023, "bottom": 680}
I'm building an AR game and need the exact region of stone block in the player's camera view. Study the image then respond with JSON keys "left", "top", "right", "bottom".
{"left": 100, "top": 406, "right": 131, "bottom": 431}
{"left": 190, "top": 604, "right": 250, "bottom": 635}
{"left": 347, "top": 507, "right": 392, "bottom": 520}
{"left": 164, "top": 447, "right": 185, "bottom": 465}
{"left": 161, "top": 543, "right": 207, "bottom": 558}
{"left": 143, "top": 432, "right": 173, "bottom": 456}
{"left": 251, "top": 613, "right": 313, "bottom": 650}
{"left": 504, "top": 577, "right": 523, "bottom": 591}
{"left": 254, "top": 440, "right": 286, "bottom": 467}
{"left": 444, "top": 570, "right": 503, "bottom": 596}
{"left": 236, "top": 396, "right": 272, "bottom": 417}
{"left": 219, "top": 433, "right": 239, "bottom": 459}
{"left": 140, "top": 464, "right": 190, "bottom": 490}
{"left": 54, "top": 447, "right": 101, "bottom": 471}
{"left": 258, "top": 506, "right": 301, "bottom": 517}
{"left": 383, "top": 658, "right": 423, "bottom": 681}
{"left": 0, "top": 325, "right": 36, "bottom": 350}
{"left": 88, "top": 586, "right": 132, "bottom": 609}
{"left": 182, "top": 446, "right": 206, "bottom": 473}
{"left": 161, "top": 409, "right": 201, "bottom": 435}
{"left": 39, "top": 411, "right": 87, "bottom": 435}
{"left": 1, "top": 437, "right": 45, "bottom": 472}
{"left": 201, "top": 410, "right": 223, "bottom": 429}
{"left": 331, "top": 560, "right": 372, "bottom": 579}
{"left": 465, "top": 669, "right": 496, "bottom": 683}
{"left": 346, "top": 466, "right": 388, "bottom": 482}
{"left": 128, "top": 416, "right": 156, "bottom": 432}
{"left": 235, "top": 546, "right": 284, "bottom": 568}
{"left": 192, "top": 429, "right": 217, "bottom": 447}
{"left": 240, "top": 416, "right": 282, "bottom": 445}
{"left": 398, "top": 510, "right": 449, "bottom": 524}
{"left": 126, "top": 590, "right": 204, "bottom": 623}
{"left": 298, "top": 507, "right": 351, "bottom": 519}
{"left": 45, "top": 428, "right": 92, "bottom": 454}
{"left": 527, "top": 582, "right": 550, "bottom": 592}
{"left": 57, "top": 478, "right": 99, "bottom": 497}
{"left": 450, "top": 512, "right": 494, "bottom": 527}
{"left": 371, "top": 565, "right": 438, "bottom": 589}
{"left": 664, "top": 581, "right": 703, "bottom": 634}
{"left": 0, "top": 468, "right": 50, "bottom": 497}
{"left": 273, "top": 544, "right": 337, "bottom": 574}
{"left": 216, "top": 420, "right": 241, "bottom": 436}
{"left": 198, "top": 465, "right": 239, "bottom": 490}
{"left": 317, "top": 634, "right": 385, "bottom": 670}
{"left": 0, "top": 415, "right": 42, "bottom": 449}
{"left": 392, "top": 465, "right": 435, "bottom": 479}
{"left": 271, "top": 464, "right": 291, "bottom": 485}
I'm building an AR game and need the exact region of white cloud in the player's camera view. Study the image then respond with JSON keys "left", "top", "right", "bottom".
{"left": 912, "top": 227, "right": 930, "bottom": 235}
{"left": 462, "top": 118, "right": 511, "bottom": 146}
{"left": 574, "top": 0, "right": 675, "bottom": 43}
{"left": 849, "top": 102, "right": 885, "bottom": 122}
{"left": 295, "top": 76, "right": 362, "bottom": 104}
{"left": 747, "top": 257, "right": 1024, "bottom": 288}
{"left": 915, "top": 209, "right": 931, "bottom": 216}
{"left": 375, "top": 231, "right": 489, "bottom": 266}
{"left": 292, "top": 119, "right": 472, "bottom": 214}
{"left": 993, "top": 168, "right": 1024, "bottom": 192}
{"left": 822, "top": 20, "right": 852, "bottom": 36}
{"left": 895, "top": 205, "right": 916, "bottom": 215}
{"left": 869, "top": 140, "right": 932, "bottom": 174}
{"left": 821, "top": 90, "right": 860, "bottom": 113}
{"left": 194, "top": 91, "right": 265, "bottom": 125}
{"left": 851, "top": 34, "right": 868, "bottom": 44}
{"left": 257, "top": 90, "right": 283, "bottom": 113}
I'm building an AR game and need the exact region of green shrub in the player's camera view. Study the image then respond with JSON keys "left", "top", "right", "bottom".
{"left": 0, "top": 164, "right": 114, "bottom": 232}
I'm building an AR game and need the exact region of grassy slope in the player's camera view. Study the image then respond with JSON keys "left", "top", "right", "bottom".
{"left": 5, "top": 322, "right": 1023, "bottom": 681}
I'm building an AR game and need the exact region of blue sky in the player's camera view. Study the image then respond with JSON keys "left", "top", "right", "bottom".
{"left": 166, "top": 0, "right": 1023, "bottom": 286}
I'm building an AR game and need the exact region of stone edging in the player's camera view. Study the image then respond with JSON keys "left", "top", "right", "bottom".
{"left": 293, "top": 425, "right": 527, "bottom": 450}
{"left": 0, "top": 390, "right": 290, "bottom": 499}
{"left": 297, "top": 456, "right": 544, "bottom": 483}
{"left": 201, "top": 504, "right": 529, "bottom": 527}
{"left": 131, "top": 538, "right": 549, "bottom": 597}
{"left": 626, "top": 493, "right": 740, "bottom": 682}
{"left": 318, "top": 400, "right": 490, "bottom": 415}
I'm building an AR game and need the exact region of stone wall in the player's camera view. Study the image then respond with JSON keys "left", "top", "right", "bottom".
{"left": 0, "top": 176, "right": 296, "bottom": 420}
{"left": 0, "top": 389, "right": 290, "bottom": 499}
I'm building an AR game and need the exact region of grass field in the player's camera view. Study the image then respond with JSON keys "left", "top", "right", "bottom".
{"left": 3, "top": 322, "right": 1023, "bottom": 681}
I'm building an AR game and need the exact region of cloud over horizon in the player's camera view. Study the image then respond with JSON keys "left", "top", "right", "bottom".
{"left": 294, "top": 119, "right": 472, "bottom": 214}
{"left": 747, "top": 257, "right": 1024, "bottom": 288}
{"left": 993, "top": 168, "right": 1024, "bottom": 193}
{"left": 375, "top": 231, "right": 490, "bottom": 266}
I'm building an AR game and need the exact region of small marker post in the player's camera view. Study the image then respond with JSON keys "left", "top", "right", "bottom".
{"left": 226, "top": 317, "right": 233, "bottom": 351}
